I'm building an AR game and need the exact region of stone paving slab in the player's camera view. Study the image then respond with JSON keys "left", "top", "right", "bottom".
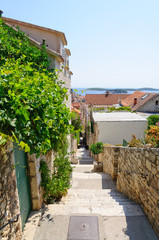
{"left": 71, "top": 178, "right": 116, "bottom": 189}
{"left": 33, "top": 214, "right": 158, "bottom": 240}
{"left": 48, "top": 204, "right": 144, "bottom": 217}
{"left": 72, "top": 172, "right": 112, "bottom": 179}
{"left": 102, "top": 216, "right": 158, "bottom": 240}
{"left": 71, "top": 165, "right": 94, "bottom": 173}
{"left": 33, "top": 214, "right": 105, "bottom": 240}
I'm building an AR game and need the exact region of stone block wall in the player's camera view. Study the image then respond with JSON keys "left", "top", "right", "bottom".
{"left": 102, "top": 146, "right": 159, "bottom": 238}
{"left": 0, "top": 142, "right": 22, "bottom": 240}
{"left": 102, "top": 146, "right": 119, "bottom": 180}
{"left": 71, "top": 137, "right": 78, "bottom": 164}
{"left": 116, "top": 147, "right": 159, "bottom": 237}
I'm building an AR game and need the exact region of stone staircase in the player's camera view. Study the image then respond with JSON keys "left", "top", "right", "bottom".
{"left": 34, "top": 147, "right": 158, "bottom": 240}
{"left": 48, "top": 149, "right": 143, "bottom": 217}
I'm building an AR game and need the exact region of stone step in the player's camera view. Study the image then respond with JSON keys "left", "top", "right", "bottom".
{"left": 67, "top": 189, "right": 124, "bottom": 195}
{"left": 60, "top": 200, "right": 137, "bottom": 206}
{"left": 72, "top": 164, "right": 94, "bottom": 172}
{"left": 61, "top": 196, "right": 134, "bottom": 202}
{"left": 78, "top": 158, "right": 94, "bottom": 164}
{"left": 71, "top": 172, "right": 111, "bottom": 179}
{"left": 70, "top": 179, "right": 116, "bottom": 190}
{"left": 48, "top": 204, "right": 144, "bottom": 216}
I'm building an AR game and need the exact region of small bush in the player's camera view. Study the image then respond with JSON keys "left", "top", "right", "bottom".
{"left": 40, "top": 156, "right": 73, "bottom": 202}
{"left": 146, "top": 125, "right": 159, "bottom": 148}
{"left": 90, "top": 142, "right": 104, "bottom": 154}
{"left": 107, "top": 106, "right": 132, "bottom": 112}
{"left": 147, "top": 115, "right": 159, "bottom": 128}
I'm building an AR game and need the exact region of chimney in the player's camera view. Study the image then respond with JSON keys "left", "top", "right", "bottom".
{"left": 0, "top": 10, "right": 3, "bottom": 18}
{"left": 134, "top": 97, "right": 137, "bottom": 105}
{"left": 105, "top": 91, "right": 109, "bottom": 97}
{"left": 42, "top": 38, "right": 46, "bottom": 46}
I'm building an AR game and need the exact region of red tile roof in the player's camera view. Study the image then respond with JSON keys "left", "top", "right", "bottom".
{"left": 122, "top": 91, "right": 158, "bottom": 111}
{"left": 85, "top": 94, "right": 129, "bottom": 106}
{"left": 72, "top": 102, "right": 81, "bottom": 108}
{"left": 121, "top": 91, "right": 146, "bottom": 106}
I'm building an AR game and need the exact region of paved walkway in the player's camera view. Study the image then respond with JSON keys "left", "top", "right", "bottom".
{"left": 32, "top": 148, "right": 158, "bottom": 240}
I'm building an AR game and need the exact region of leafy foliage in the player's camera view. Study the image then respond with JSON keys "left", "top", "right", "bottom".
{"left": 0, "top": 19, "right": 70, "bottom": 156}
{"left": 0, "top": 20, "right": 49, "bottom": 69}
{"left": 0, "top": 19, "right": 74, "bottom": 199}
{"left": 0, "top": 133, "right": 30, "bottom": 152}
{"left": 93, "top": 107, "right": 105, "bottom": 112}
{"left": 107, "top": 106, "right": 132, "bottom": 112}
{"left": 71, "top": 111, "right": 82, "bottom": 138}
{"left": 146, "top": 126, "right": 159, "bottom": 148}
{"left": 147, "top": 115, "right": 159, "bottom": 128}
{"left": 90, "top": 142, "right": 104, "bottom": 154}
{"left": 40, "top": 138, "right": 73, "bottom": 201}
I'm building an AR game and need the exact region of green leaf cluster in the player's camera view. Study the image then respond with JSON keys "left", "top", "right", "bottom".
{"left": 40, "top": 138, "right": 73, "bottom": 201}
{"left": 0, "top": 19, "right": 70, "bottom": 156}
{"left": 0, "top": 19, "right": 49, "bottom": 69}
{"left": 71, "top": 111, "right": 82, "bottom": 138}
{"left": 90, "top": 142, "right": 104, "bottom": 155}
{"left": 147, "top": 115, "right": 159, "bottom": 129}
{"left": 107, "top": 106, "right": 132, "bottom": 112}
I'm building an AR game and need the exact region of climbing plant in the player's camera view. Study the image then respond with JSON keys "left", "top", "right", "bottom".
{"left": 0, "top": 18, "right": 74, "bottom": 200}
{"left": 0, "top": 19, "right": 71, "bottom": 156}
{"left": 40, "top": 136, "right": 73, "bottom": 202}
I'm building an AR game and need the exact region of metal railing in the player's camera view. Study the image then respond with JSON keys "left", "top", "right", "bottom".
{"left": 0, "top": 209, "right": 26, "bottom": 231}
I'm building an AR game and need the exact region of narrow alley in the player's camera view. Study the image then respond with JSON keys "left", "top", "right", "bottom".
{"left": 33, "top": 148, "right": 158, "bottom": 240}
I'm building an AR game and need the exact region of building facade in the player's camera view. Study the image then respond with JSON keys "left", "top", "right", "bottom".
{"left": 2, "top": 17, "right": 72, "bottom": 109}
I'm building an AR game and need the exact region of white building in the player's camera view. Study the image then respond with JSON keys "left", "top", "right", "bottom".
{"left": 92, "top": 112, "right": 148, "bottom": 145}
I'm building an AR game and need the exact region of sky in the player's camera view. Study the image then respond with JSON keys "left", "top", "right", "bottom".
{"left": 1, "top": 0, "right": 159, "bottom": 89}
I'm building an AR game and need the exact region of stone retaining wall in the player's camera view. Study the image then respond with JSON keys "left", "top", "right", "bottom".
{"left": 102, "top": 146, "right": 159, "bottom": 237}
{"left": 102, "top": 146, "right": 120, "bottom": 180}
{"left": 117, "top": 147, "right": 159, "bottom": 237}
{"left": 0, "top": 142, "right": 22, "bottom": 240}
{"left": 71, "top": 138, "right": 78, "bottom": 164}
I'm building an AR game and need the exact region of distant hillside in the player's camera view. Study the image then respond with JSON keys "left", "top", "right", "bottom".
{"left": 138, "top": 88, "right": 159, "bottom": 91}
{"left": 86, "top": 88, "right": 106, "bottom": 91}
{"left": 86, "top": 87, "right": 159, "bottom": 92}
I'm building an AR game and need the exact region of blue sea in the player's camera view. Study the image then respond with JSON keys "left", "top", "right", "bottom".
{"left": 72, "top": 88, "right": 159, "bottom": 96}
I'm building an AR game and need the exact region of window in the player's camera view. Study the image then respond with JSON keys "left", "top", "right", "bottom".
{"left": 156, "top": 100, "right": 159, "bottom": 105}
{"left": 141, "top": 94, "right": 149, "bottom": 100}
{"left": 62, "top": 49, "right": 65, "bottom": 59}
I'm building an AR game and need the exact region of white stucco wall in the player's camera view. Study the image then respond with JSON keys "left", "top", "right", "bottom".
{"left": 93, "top": 112, "right": 148, "bottom": 145}
{"left": 10, "top": 23, "right": 61, "bottom": 53}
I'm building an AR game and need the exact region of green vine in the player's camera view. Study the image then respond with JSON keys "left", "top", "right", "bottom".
{"left": 71, "top": 111, "right": 82, "bottom": 136}
{"left": 40, "top": 137, "right": 73, "bottom": 202}
{"left": 0, "top": 19, "right": 70, "bottom": 156}
{"left": 0, "top": 18, "right": 74, "bottom": 200}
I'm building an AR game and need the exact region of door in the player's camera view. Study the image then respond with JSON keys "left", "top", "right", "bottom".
{"left": 14, "top": 144, "right": 31, "bottom": 230}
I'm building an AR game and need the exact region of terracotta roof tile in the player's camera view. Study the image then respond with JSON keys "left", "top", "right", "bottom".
{"left": 85, "top": 94, "right": 129, "bottom": 106}
{"left": 122, "top": 91, "right": 145, "bottom": 106}
{"left": 122, "top": 91, "right": 158, "bottom": 111}
{"left": 132, "top": 93, "right": 158, "bottom": 111}
{"left": 72, "top": 102, "right": 81, "bottom": 108}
